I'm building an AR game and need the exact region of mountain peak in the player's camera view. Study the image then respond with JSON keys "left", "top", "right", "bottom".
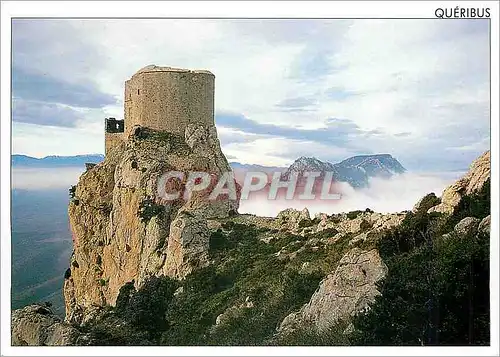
{"left": 282, "top": 154, "right": 406, "bottom": 188}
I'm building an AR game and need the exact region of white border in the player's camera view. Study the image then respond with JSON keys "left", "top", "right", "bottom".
{"left": 1, "top": 1, "right": 499, "bottom": 356}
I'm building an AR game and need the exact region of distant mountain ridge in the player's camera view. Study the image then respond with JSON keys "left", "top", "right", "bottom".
{"left": 12, "top": 153, "right": 405, "bottom": 188}
{"left": 228, "top": 162, "right": 283, "bottom": 173}
{"left": 283, "top": 154, "right": 406, "bottom": 188}
{"left": 12, "top": 154, "right": 104, "bottom": 168}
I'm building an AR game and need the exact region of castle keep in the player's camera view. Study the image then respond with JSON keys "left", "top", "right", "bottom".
{"left": 105, "top": 65, "right": 216, "bottom": 155}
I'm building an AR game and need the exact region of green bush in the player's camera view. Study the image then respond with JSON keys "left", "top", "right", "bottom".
{"left": 69, "top": 185, "right": 76, "bottom": 200}
{"left": 347, "top": 210, "right": 363, "bottom": 220}
{"left": 415, "top": 193, "right": 441, "bottom": 214}
{"left": 298, "top": 219, "right": 315, "bottom": 228}
{"left": 138, "top": 197, "right": 165, "bottom": 223}
{"left": 117, "top": 276, "right": 178, "bottom": 335}
{"left": 209, "top": 229, "right": 234, "bottom": 252}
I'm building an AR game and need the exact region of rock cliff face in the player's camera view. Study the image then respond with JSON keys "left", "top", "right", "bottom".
{"left": 64, "top": 124, "right": 237, "bottom": 323}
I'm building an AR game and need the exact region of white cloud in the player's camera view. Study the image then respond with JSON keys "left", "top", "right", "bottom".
{"left": 12, "top": 19, "right": 489, "bottom": 171}
{"left": 239, "top": 172, "right": 462, "bottom": 217}
{"left": 13, "top": 122, "right": 104, "bottom": 158}
{"left": 12, "top": 167, "right": 85, "bottom": 190}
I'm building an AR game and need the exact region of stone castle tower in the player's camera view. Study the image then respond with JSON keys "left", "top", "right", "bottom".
{"left": 104, "top": 65, "right": 215, "bottom": 155}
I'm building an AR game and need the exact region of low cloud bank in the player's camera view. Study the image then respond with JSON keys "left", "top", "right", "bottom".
{"left": 11, "top": 167, "right": 463, "bottom": 217}
{"left": 12, "top": 167, "right": 84, "bottom": 190}
{"left": 239, "top": 172, "right": 463, "bottom": 217}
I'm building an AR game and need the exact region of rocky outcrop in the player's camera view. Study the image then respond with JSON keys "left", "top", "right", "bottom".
{"left": 428, "top": 151, "right": 490, "bottom": 214}
{"left": 65, "top": 126, "right": 237, "bottom": 323}
{"left": 162, "top": 209, "right": 210, "bottom": 278}
{"left": 454, "top": 217, "right": 481, "bottom": 236}
{"left": 317, "top": 211, "right": 404, "bottom": 235}
{"left": 276, "top": 208, "right": 311, "bottom": 231}
{"left": 478, "top": 215, "right": 490, "bottom": 234}
{"left": 11, "top": 304, "right": 88, "bottom": 346}
{"left": 278, "top": 248, "right": 387, "bottom": 335}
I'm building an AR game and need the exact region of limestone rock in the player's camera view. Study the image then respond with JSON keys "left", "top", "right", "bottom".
{"left": 349, "top": 232, "right": 369, "bottom": 246}
{"left": 173, "top": 286, "right": 184, "bottom": 298}
{"left": 333, "top": 212, "right": 403, "bottom": 235}
{"left": 278, "top": 248, "right": 387, "bottom": 334}
{"left": 478, "top": 215, "right": 491, "bottom": 234}
{"left": 277, "top": 207, "right": 311, "bottom": 231}
{"left": 454, "top": 217, "right": 481, "bottom": 236}
{"left": 371, "top": 213, "right": 405, "bottom": 231}
{"left": 11, "top": 304, "right": 87, "bottom": 346}
{"left": 306, "top": 211, "right": 404, "bottom": 243}
{"left": 162, "top": 210, "right": 210, "bottom": 279}
{"left": 464, "top": 151, "right": 491, "bottom": 195}
{"left": 428, "top": 151, "right": 490, "bottom": 214}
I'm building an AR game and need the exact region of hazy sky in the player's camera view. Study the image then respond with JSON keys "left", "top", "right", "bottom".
{"left": 12, "top": 19, "right": 490, "bottom": 171}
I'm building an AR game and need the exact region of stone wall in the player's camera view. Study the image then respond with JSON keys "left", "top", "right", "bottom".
{"left": 105, "top": 132, "right": 123, "bottom": 156}
{"left": 124, "top": 65, "right": 215, "bottom": 138}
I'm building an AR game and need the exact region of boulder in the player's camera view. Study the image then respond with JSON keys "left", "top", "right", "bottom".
{"left": 162, "top": 210, "right": 210, "bottom": 279}
{"left": 454, "top": 217, "right": 481, "bottom": 236}
{"left": 277, "top": 207, "right": 311, "bottom": 231}
{"left": 478, "top": 215, "right": 491, "bottom": 234}
{"left": 278, "top": 248, "right": 387, "bottom": 334}
{"left": 11, "top": 304, "right": 87, "bottom": 346}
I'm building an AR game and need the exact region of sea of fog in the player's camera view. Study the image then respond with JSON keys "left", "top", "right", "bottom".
{"left": 11, "top": 166, "right": 462, "bottom": 314}
{"left": 238, "top": 171, "right": 464, "bottom": 217}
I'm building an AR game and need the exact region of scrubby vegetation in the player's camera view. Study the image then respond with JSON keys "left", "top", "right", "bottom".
{"left": 158, "top": 222, "right": 327, "bottom": 345}
{"left": 346, "top": 210, "right": 364, "bottom": 220}
{"left": 134, "top": 126, "right": 191, "bottom": 155}
{"left": 78, "top": 218, "right": 360, "bottom": 346}
{"left": 138, "top": 197, "right": 165, "bottom": 223}
{"left": 68, "top": 185, "right": 76, "bottom": 200}
{"left": 349, "top": 181, "right": 490, "bottom": 346}
{"left": 273, "top": 319, "right": 351, "bottom": 346}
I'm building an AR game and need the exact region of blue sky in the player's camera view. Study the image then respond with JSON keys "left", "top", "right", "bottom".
{"left": 11, "top": 19, "right": 490, "bottom": 171}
